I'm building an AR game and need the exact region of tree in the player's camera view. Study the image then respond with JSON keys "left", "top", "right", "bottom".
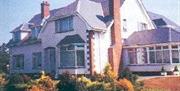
{"left": 0, "top": 43, "right": 10, "bottom": 73}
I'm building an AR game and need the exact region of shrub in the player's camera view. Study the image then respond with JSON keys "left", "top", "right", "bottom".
{"left": 119, "top": 68, "right": 138, "bottom": 85}
{"left": 57, "top": 72, "right": 78, "bottom": 91}
{"left": 116, "top": 78, "right": 134, "bottom": 91}
{"left": 103, "top": 64, "right": 117, "bottom": 82}
{"left": 0, "top": 73, "right": 6, "bottom": 86}
{"left": 161, "top": 66, "right": 166, "bottom": 72}
{"left": 5, "top": 74, "right": 31, "bottom": 91}
{"left": 173, "top": 66, "right": 179, "bottom": 72}
{"left": 29, "top": 71, "right": 56, "bottom": 91}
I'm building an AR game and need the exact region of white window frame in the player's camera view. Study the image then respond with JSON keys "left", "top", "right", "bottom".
{"left": 171, "top": 45, "right": 180, "bottom": 63}
{"left": 55, "top": 16, "right": 73, "bottom": 33}
{"left": 59, "top": 43, "right": 85, "bottom": 68}
{"left": 13, "top": 54, "right": 24, "bottom": 70}
{"left": 32, "top": 52, "right": 42, "bottom": 69}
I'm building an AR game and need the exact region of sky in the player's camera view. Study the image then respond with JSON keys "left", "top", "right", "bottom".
{"left": 0, "top": 0, "right": 180, "bottom": 45}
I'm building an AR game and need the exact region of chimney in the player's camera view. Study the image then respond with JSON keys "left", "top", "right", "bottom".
{"left": 108, "top": 0, "right": 122, "bottom": 75}
{"left": 41, "top": 1, "right": 50, "bottom": 19}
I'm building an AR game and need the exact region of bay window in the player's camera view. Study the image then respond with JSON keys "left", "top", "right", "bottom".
{"left": 60, "top": 44, "right": 85, "bottom": 68}
{"left": 127, "top": 45, "right": 180, "bottom": 65}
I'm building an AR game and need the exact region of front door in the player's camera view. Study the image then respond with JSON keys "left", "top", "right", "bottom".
{"left": 45, "top": 47, "right": 56, "bottom": 75}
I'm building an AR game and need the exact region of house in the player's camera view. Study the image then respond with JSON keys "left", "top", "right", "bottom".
{"left": 7, "top": 0, "right": 179, "bottom": 76}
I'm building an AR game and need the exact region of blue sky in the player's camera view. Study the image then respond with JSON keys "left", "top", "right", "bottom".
{"left": 0, "top": 0, "right": 179, "bottom": 45}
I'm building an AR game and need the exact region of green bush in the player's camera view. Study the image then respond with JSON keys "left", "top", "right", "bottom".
{"left": 0, "top": 73, "right": 6, "bottom": 86}
{"left": 29, "top": 71, "right": 56, "bottom": 91}
{"left": 119, "top": 68, "right": 144, "bottom": 91}
{"left": 5, "top": 74, "right": 31, "bottom": 91}
{"left": 119, "top": 68, "right": 138, "bottom": 84}
{"left": 57, "top": 72, "right": 78, "bottom": 91}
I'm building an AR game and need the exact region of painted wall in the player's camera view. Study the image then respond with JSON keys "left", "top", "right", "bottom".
{"left": 93, "top": 29, "right": 111, "bottom": 74}
{"left": 120, "top": 0, "right": 155, "bottom": 39}
{"left": 10, "top": 44, "right": 42, "bottom": 73}
{"left": 39, "top": 14, "right": 90, "bottom": 74}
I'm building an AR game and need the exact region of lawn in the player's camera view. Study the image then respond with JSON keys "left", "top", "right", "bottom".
{"left": 143, "top": 77, "right": 180, "bottom": 91}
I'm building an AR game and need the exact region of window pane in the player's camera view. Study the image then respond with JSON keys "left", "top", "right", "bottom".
{"left": 56, "top": 16, "right": 73, "bottom": 33}
{"left": 149, "top": 47, "right": 154, "bottom": 50}
{"left": 76, "top": 50, "right": 85, "bottom": 66}
{"left": 128, "top": 49, "right": 137, "bottom": 64}
{"left": 172, "top": 45, "right": 178, "bottom": 49}
{"left": 163, "top": 50, "right": 170, "bottom": 63}
{"left": 137, "top": 48, "right": 147, "bottom": 64}
{"left": 172, "top": 50, "right": 179, "bottom": 63}
{"left": 156, "top": 51, "right": 163, "bottom": 63}
{"left": 163, "top": 46, "right": 168, "bottom": 49}
{"left": 142, "top": 48, "right": 148, "bottom": 64}
{"left": 149, "top": 51, "right": 155, "bottom": 63}
{"left": 60, "top": 51, "right": 75, "bottom": 67}
{"left": 32, "top": 52, "right": 42, "bottom": 69}
{"left": 156, "top": 46, "right": 161, "bottom": 50}
{"left": 13, "top": 55, "right": 24, "bottom": 69}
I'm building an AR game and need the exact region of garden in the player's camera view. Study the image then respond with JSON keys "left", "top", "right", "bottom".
{"left": 0, "top": 64, "right": 141, "bottom": 91}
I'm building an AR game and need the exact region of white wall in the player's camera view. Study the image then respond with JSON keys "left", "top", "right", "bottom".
{"left": 93, "top": 29, "right": 111, "bottom": 74}
{"left": 120, "top": 0, "right": 155, "bottom": 39}
{"left": 21, "top": 32, "right": 29, "bottom": 40}
{"left": 39, "top": 14, "right": 89, "bottom": 74}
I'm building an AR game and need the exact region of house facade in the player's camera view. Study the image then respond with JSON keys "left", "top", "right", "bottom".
{"left": 8, "top": 0, "right": 180, "bottom": 76}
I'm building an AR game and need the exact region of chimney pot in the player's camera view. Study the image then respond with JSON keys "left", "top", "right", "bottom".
{"left": 41, "top": 1, "right": 50, "bottom": 19}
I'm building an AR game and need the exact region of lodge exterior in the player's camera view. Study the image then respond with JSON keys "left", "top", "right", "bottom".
{"left": 7, "top": 0, "right": 180, "bottom": 76}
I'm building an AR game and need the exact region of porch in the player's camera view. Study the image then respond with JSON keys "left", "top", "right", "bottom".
{"left": 123, "top": 43, "right": 180, "bottom": 72}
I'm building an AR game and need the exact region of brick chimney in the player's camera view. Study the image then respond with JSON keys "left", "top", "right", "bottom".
{"left": 108, "top": 0, "right": 122, "bottom": 75}
{"left": 41, "top": 1, "right": 50, "bottom": 19}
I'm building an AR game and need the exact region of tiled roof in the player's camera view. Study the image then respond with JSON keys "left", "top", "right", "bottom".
{"left": 13, "top": 0, "right": 126, "bottom": 32}
{"left": 124, "top": 28, "right": 180, "bottom": 46}
{"left": 7, "top": 38, "right": 41, "bottom": 48}
{"left": 57, "top": 34, "right": 85, "bottom": 45}
{"left": 148, "top": 11, "right": 180, "bottom": 28}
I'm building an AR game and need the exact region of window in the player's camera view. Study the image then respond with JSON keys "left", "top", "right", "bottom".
{"left": 13, "top": 32, "right": 20, "bottom": 42}
{"left": 128, "top": 48, "right": 137, "bottom": 64}
{"left": 32, "top": 52, "right": 42, "bottom": 69}
{"left": 163, "top": 46, "right": 170, "bottom": 63}
{"left": 60, "top": 44, "right": 85, "bottom": 68}
{"left": 13, "top": 54, "right": 24, "bottom": 69}
{"left": 138, "top": 22, "right": 147, "bottom": 31}
{"left": 31, "top": 27, "right": 40, "bottom": 38}
{"left": 123, "top": 19, "right": 127, "bottom": 32}
{"left": 156, "top": 46, "right": 163, "bottom": 63}
{"left": 172, "top": 45, "right": 179, "bottom": 63}
{"left": 149, "top": 47, "right": 156, "bottom": 63}
{"left": 45, "top": 47, "right": 56, "bottom": 73}
{"left": 55, "top": 16, "right": 73, "bottom": 33}
{"left": 139, "top": 48, "right": 148, "bottom": 64}
{"left": 136, "top": 48, "right": 148, "bottom": 64}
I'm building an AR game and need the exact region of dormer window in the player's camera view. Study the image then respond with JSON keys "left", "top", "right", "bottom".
{"left": 55, "top": 16, "right": 73, "bottom": 33}
{"left": 13, "top": 32, "right": 20, "bottom": 42}
{"left": 31, "top": 27, "right": 40, "bottom": 39}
